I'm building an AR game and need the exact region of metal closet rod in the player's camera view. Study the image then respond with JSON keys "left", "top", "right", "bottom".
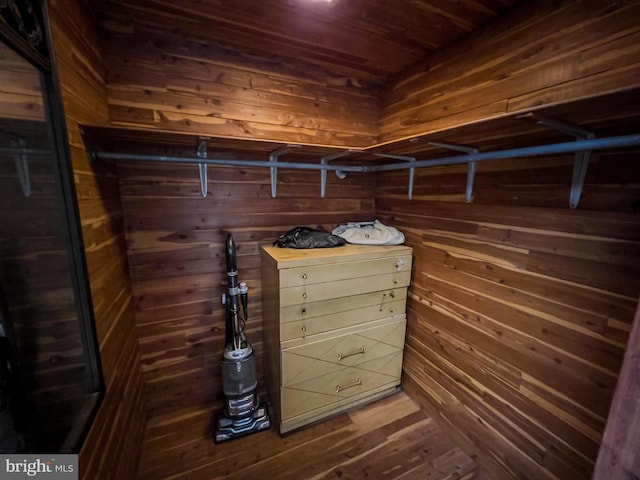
{"left": 0, "top": 147, "right": 50, "bottom": 156}
{"left": 93, "top": 134, "right": 640, "bottom": 172}
{"left": 366, "top": 134, "right": 640, "bottom": 172}
{"left": 91, "top": 133, "right": 640, "bottom": 207}
{"left": 94, "top": 151, "right": 368, "bottom": 172}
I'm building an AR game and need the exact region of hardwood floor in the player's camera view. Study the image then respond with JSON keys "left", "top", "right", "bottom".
{"left": 136, "top": 392, "right": 487, "bottom": 480}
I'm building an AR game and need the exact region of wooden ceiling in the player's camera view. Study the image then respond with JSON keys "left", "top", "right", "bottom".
{"left": 89, "top": 0, "right": 521, "bottom": 87}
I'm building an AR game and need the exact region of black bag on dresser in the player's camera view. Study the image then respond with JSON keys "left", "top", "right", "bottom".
{"left": 273, "top": 226, "right": 346, "bottom": 249}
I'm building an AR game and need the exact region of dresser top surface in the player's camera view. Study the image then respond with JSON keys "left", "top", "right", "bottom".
{"left": 261, "top": 244, "right": 412, "bottom": 269}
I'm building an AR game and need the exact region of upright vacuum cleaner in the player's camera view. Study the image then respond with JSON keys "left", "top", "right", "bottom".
{"left": 214, "top": 234, "right": 270, "bottom": 443}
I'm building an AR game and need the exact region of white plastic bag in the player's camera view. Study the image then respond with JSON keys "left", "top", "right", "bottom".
{"left": 332, "top": 220, "right": 405, "bottom": 245}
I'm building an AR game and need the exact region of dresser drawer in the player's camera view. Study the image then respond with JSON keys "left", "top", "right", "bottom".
{"left": 280, "top": 299, "right": 406, "bottom": 341}
{"left": 281, "top": 317, "right": 406, "bottom": 387}
{"left": 281, "top": 352, "right": 402, "bottom": 421}
{"left": 280, "top": 270, "right": 411, "bottom": 307}
{"left": 280, "top": 289, "right": 406, "bottom": 324}
{"left": 279, "top": 255, "right": 412, "bottom": 288}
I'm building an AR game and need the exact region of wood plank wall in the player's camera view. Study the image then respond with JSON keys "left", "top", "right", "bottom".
{"left": 0, "top": 43, "right": 43, "bottom": 121}
{"left": 90, "top": 6, "right": 380, "bottom": 147}
{"left": 375, "top": 152, "right": 640, "bottom": 480}
{"left": 47, "top": 0, "right": 145, "bottom": 477}
{"left": 116, "top": 162, "right": 375, "bottom": 418}
{"left": 381, "top": 0, "right": 640, "bottom": 142}
{"left": 592, "top": 299, "right": 640, "bottom": 480}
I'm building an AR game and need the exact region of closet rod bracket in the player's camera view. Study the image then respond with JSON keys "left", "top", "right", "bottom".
{"left": 321, "top": 150, "right": 355, "bottom": 198}
{"left": 12, "top": 137, "right": 31, "bottom": 197}
{"left": 85, "top": 141, "right": 99, "bottom": 164}
{"left": 197, "top": 139, "right": 209, "bottom": 197}
{"left": 373, "top": 154, "right": 416, "bottom": 199}
{"left": 429, "top": 142, "right": 479, "bottom": 202}
{"left": 268, "top": 145, "right": 299, "bottom": 198}
{"left": 1, "top": 131, "right": 31, "bottom": 197}
{"left": 518, "top": 113, "right": 594, "bottom": 209}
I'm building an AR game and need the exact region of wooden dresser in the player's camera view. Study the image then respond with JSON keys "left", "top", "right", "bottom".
{"left": 260, "top": 244, "right": 413, "bottom": 433}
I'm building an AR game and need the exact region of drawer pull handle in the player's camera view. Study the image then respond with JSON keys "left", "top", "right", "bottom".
{"left": 393, "top": 279, "right": 398, "bottom": 284}
{"left": 338, "top": 346, "right": 365, "bottom": 361}
{"left": 302, "top": 292, "right": 307, "bottom": 299}
{"left": 302, "top": 273, "right": 307, "bottom": 280}
{"left": 301, "top": 308, "right": 307, "bottom": 315}
{"left": 395, "top": 258, "right": 407, "bottom": 269}
{"left": 336, "top": 378, "right": 361, "bottom": 393}
{"left": 301, "top": 326, "right": 307, "bottom": 333}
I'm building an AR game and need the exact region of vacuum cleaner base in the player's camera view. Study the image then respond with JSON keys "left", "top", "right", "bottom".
{"left": 214, "top": 402, "right": 271, "bottom": 443}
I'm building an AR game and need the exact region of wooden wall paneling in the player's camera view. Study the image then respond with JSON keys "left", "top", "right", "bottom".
{"left": 91, "top": 20, "right": 381, "bottom": 147}
{"left": 106, "top": 85, "right": 377, "bottom": 135}
{"left": 0, "top": 42, "right": 44, "bottom": 120}
{"left": 117, "top": 161, "right": 376, "bottom": 418}
{"left": 104, "top": 52, "right": 379, "bottom": 124}
{"left": 381, "top": 0, "right": 640, "bottom": 142}
{"left": 0, "top": 90, "right": 44, "bottom": 119}
{"left": 46, "top": 0, "right": 145, "bottom": 477}
{"left": 104, "top": 54, "right": 377, "bottom": 108}
{"left": 377, "top": 198, "right": 640, "bottom": 243}
{"left": 592, "top": 299, "right": 640, "bottom": 480}
{"left": 375, "top": 150, "right": 640, "bottom": 480}
{"left": 0, "top": 45, "right": 41, "bottom": 110}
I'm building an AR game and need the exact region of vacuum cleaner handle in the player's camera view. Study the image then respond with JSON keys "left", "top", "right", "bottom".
{"left": 225, "top": 234, "right": 237, "bottom": 273}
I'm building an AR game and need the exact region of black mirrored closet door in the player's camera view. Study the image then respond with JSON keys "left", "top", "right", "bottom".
{"left": 0, "top": 0, "right": 102, "bottom": 454}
